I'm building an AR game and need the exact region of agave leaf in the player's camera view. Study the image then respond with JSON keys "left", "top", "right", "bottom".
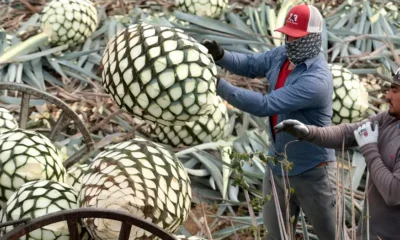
{"left": 43, "top": 70, "right": 64, "bottom": 86}
{"left": 44, "top": 55, "right": 68, "bottom": 80}
{"left": 332, "top": 12, "right": 350, "bottom": 30}
{"left": 228, "top": 179, "right": 240, "bottom": 202}
{"left": 6, "top": 63, "right": 17, "bottom": 83}
{"left": 348, "top": 68, "right": 379, "bottom": 75}
{"left": 107, "top": 19, "right": 119, "bottom": 41}
{"left": 221, "top": 45, "right": 260, "bottom": 54}
{"left": 18, "top": 13, "right": 40, "bottom": 33}
{"left": 192, "top": 151, "right": 224, "bottom": 197}
{"left": 346, "top": 6, "right": 359, "bottom": 30}
{"left": 173, "top": 11, "right": 260, "bottom": 41}
{"left": 185, "top": 168, "right": 210, "bottom": 177}
{"left": 0, "top": 96, "right": 44, "bottom": 105}
{"left": 194, "top": 34, "right": 266, "bottom": 46}
{"left": 248, "top": 7, "right": 260, "bottom": 37}
{"left": 31, "top": 58, "right": 45, "bottom": 90}
{"left": 378, "top": 14, "right": 395, "bottom": 36}
{"left": 221, "top": 145, "right": 232, "bottom": 200}
{"left": 61, "top": 67, "right": 92, "bottom": 84}
{"left": 181, "top": 157, "right": 199, "bottom": 168}
{"left": 13, "top": 44, "right": 68, "bottom": 62}
{"left": 77, "top": 39, "right": 93, "bottom": 67}
{"left": 22, "top": 62, "right": 44, "bottom": 90}
{"left": 175, "top": 140, "right": 233, "bottom": 157}
{"left": 190, "top": 181, "right": 222, "bottom": 204}
{"left": 327, "top": 29, "right": 359, "bottom": 36}
{"left": 226, "top": 12, "right": 268, "bottom": 45}
{"left": 209, "top": 176, "right": 216, "bottom": 190}
{"left": 61, "top": 49, "right": 100, "bottom": 61}
{"left": 16, "top": 63, "right": 23, "bottom": 84}
{"left": 356, "top": 2, "right": 368, "bottom": 50}
{"left": 87, "top": 54, "right": 102, "bottom": 65}
{"left": 56, "top": 59, "right": 101, "bottom": 81}
{"left": 265, "top": 5, "right": 278, "bottom": 46}
{"left": 300, "top": 210, "right": 310, "bottom": 240}
{"left": 330, "top": 42, "right": 343, "bottom": 63}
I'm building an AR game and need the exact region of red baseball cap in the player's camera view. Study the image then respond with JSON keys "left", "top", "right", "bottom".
{"left": 275, "top": 4, "right": 323, "bottom": 38}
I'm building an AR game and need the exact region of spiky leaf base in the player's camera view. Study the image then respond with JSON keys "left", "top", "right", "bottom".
{"left": 0, "top": 107, "right": 18, "bottom": 134}
{"left": 330, "top": 64, "right": 369, "bottom": 124}
{"left": 175, "top": 0, "right": 228, "bottom": 18}
{"left": 0, "top": 129, "right": 66, "bottom": 204}
{"left": 78, "top": 138, "right": 192, "bottom": 239}
{"left": 147, "top": 96, "right": 230, "bottom": 147}
{"left": 101, "top": 23, "right": 218, "bottom": 127}
{"left": 40, "top": 0, "right": 98, "bottom": 47}
{"left": 0, "top": 180, "right": 79, "bottom": 239}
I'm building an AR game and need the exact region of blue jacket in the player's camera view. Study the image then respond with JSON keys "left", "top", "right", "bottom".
{"left": 216, "top": 45, "right": 336, "bottom": 176}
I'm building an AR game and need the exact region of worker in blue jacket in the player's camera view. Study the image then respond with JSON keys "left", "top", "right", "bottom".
{"left": 202, "top": 4, "right": 338, "bottom": 240}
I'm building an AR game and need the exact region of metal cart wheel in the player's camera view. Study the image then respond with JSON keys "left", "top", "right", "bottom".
{"left": 0, "top": 82, "right": 95, "bottom": 169}
{"left": 0, "top": 208, "right": 178, "bottom": 240}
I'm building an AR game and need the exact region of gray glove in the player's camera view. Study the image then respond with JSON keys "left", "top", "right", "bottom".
{"left": 274, "top": 119, "right": 309, "bottom": 139}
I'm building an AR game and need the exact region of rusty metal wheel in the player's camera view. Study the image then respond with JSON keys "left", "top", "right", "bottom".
{"left": 0, "top": 82, "right": 95, "bottom": 169}
{"left": 0, "top": 208, "right": 178, "bottom": 240}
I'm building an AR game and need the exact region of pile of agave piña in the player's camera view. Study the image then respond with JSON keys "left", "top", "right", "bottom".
{"left": 0, "top": 0, "right": 396, "bottom": 239}
{"left": 0, "top": 2, "right": 230, "bottom": 239}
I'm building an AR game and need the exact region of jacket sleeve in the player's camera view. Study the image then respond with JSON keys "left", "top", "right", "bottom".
{"left": 215, "top": 49, "right": 276, "bottom": 79}
{"left": 216, "top": 73, "right": 330, "bottom": 117}
{"left": 304, "top": 112, "right": 385, "bottom": 149}
{"left": 360, "top": 143, "right": 400, "bottom": 206}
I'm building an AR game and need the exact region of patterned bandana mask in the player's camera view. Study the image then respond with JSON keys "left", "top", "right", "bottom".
{"left": 285, "top": 33, "right": 322, "bottom": 65}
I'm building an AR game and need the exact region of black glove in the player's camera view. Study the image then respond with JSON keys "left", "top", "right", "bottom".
{"left": 201, "top": 39, "right": 224, "bottom": 61}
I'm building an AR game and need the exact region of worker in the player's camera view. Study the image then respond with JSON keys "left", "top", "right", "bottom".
{"left": 274, "top": 67, "right": 400, "bottom": 239}
{"left": 202, "top": 3, "right": 339, "bottom": 240}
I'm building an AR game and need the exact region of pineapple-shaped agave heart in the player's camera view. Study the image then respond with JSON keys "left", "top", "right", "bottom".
{"left": 100, "top": 22, "right": 218, "bottom": 127}
{"left": 78, "top": 138, "right": 192, "bottom": 239}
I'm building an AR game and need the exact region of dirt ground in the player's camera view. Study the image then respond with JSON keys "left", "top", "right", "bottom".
{"left": 183, "top": 203, "right": 257, "bottom": 240}
{"left": 183, "top": 203, "right": 307, "bottom": 240}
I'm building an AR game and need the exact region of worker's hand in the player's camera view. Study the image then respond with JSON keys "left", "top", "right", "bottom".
{"left": 274, "top": 119, "right": 309, "bottom": 139}
{"left": 354, "top": 121, "right": 379, "bottom": 148}
{"left": 201, "top": 39, "right": 224, "bottom": 61}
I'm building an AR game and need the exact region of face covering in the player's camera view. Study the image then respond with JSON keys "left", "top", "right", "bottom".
{"left": 285, "top": 33, "right": 322, "bottom": 65}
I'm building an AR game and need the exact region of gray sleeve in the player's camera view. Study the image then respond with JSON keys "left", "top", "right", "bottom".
{"left": 360, "top": 143, "right": 400, "bottom": 206}
{"left": 304, "top": 112, "right": 385, "bottom": 149}
{"left": 304, "top": 123, "right": 363, "bottom": 149}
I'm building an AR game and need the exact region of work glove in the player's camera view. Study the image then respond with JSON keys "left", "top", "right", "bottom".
{"left": 354, "top": 121, "right": 379, "bottom": 148}
{"left": 274, "top": 119, "right": 309, "bottom": 139}
{"left": 201, "top": 39, "right": 224, "bottom": 61}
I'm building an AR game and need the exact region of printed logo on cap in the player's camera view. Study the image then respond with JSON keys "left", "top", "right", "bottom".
{"left": 288, "top": 13, "right": 298, "bottom": 24}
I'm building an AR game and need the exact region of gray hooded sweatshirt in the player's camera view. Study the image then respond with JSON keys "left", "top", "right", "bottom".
{"left": 303, "top": 110, "right": 400, "bottom": 240}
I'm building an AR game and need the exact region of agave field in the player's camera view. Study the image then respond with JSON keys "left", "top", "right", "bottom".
{"left": 0, "top": 0, "right": 398, "bottom": 239}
